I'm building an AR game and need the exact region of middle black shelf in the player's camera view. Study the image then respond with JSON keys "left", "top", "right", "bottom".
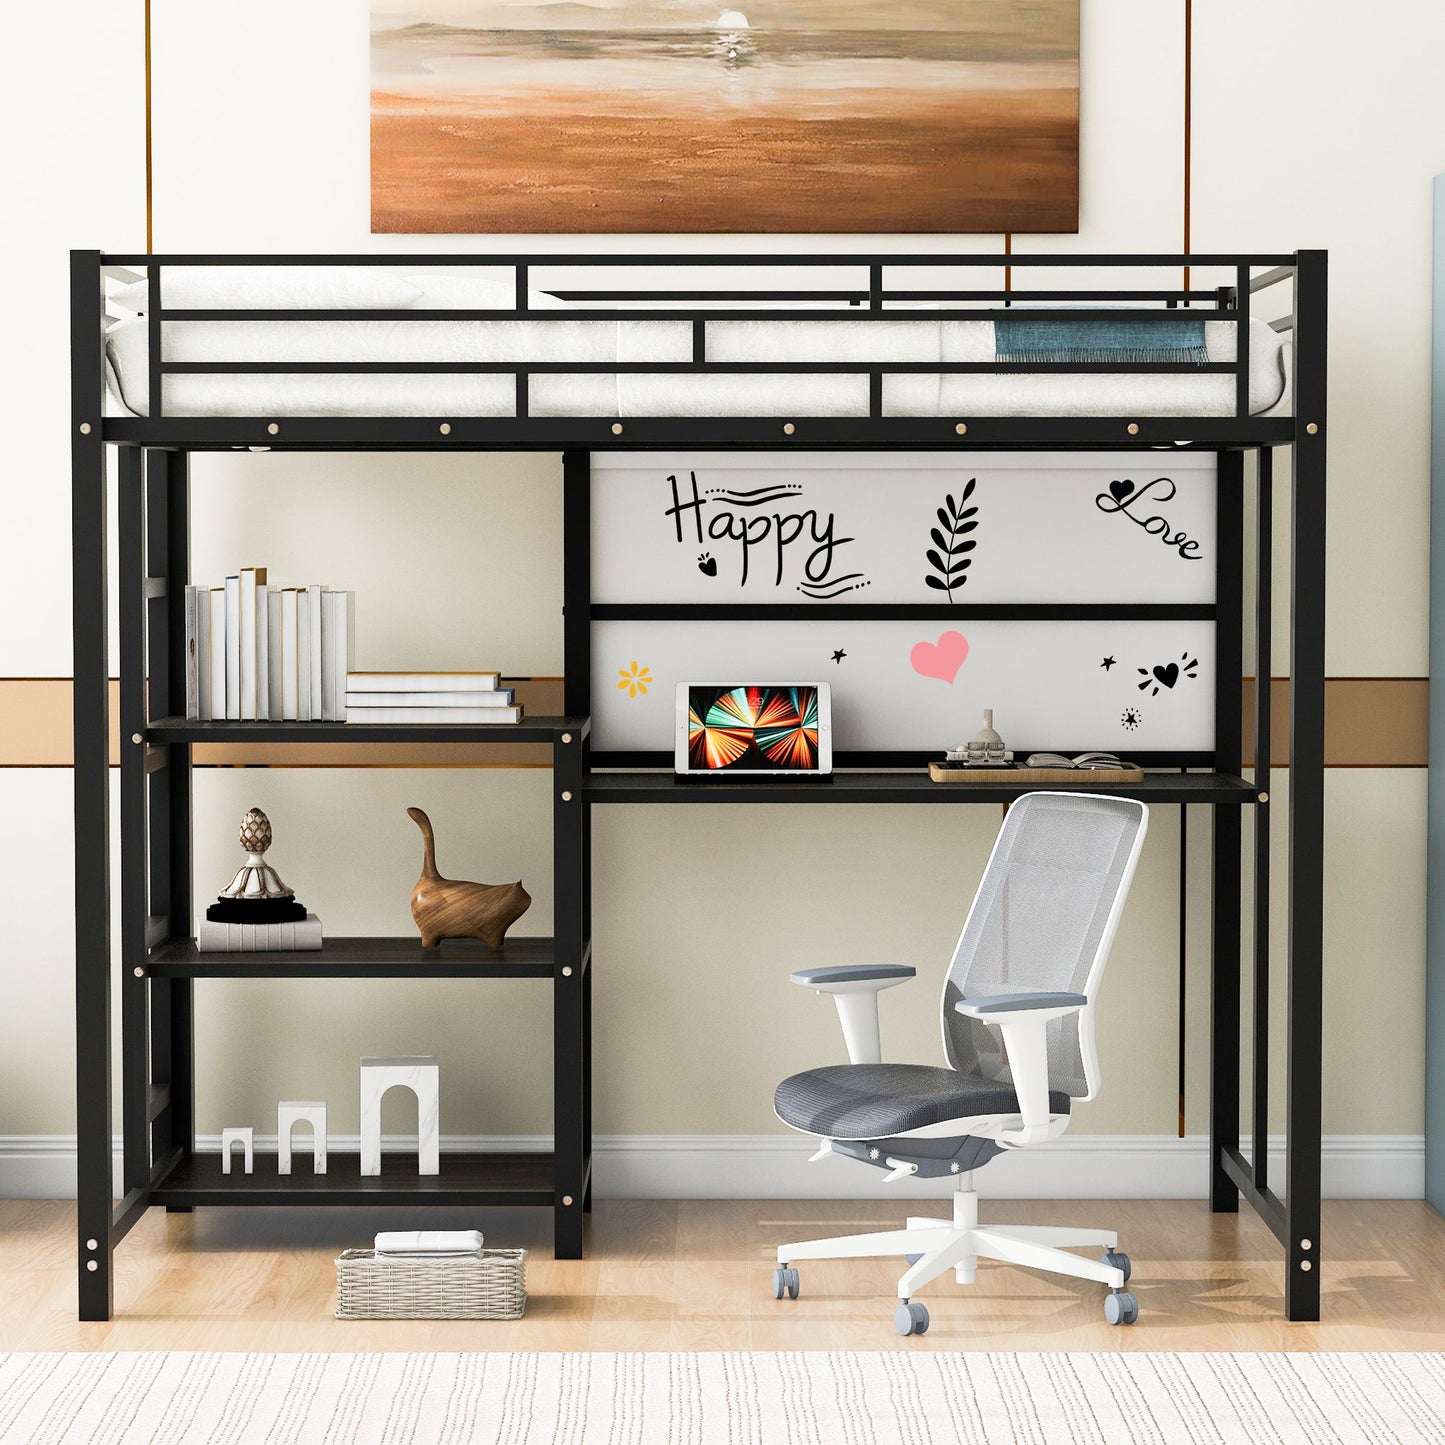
{"left": 145, "top": 935, "right": 583, "bottom": 979}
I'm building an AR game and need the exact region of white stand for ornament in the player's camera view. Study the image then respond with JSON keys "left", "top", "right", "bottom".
{"left": 278, "top": 1101, "right": 327, "bottom": 1175}
{"left": 220, "top": 1126, "right": 254, "bottom": 1175}
{"left": 360, "top": 1056, "right": 440, "bottom": 1176}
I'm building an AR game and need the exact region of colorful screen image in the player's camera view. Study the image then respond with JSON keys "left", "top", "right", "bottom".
{"left": 687, "top": 686, "right": 822, "bottom": 771}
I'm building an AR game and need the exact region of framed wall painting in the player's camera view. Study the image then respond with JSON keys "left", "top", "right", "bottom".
{"left": 370, "top": 0, "right": 1079, "bottom": 234}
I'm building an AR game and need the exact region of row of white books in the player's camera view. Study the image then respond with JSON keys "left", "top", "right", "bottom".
{"left": 197, "top": 914, "right": 324, "bottom": 952}
{"left": 345, "top": 672, "right": 523, "bottom": 724}
{"left": 183, "top": 568, "right": 354, "bottom": 722}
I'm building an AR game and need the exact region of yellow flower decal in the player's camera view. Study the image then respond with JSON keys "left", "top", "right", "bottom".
{"left": 617, "top": 661, "right": 652, "bottom": 698}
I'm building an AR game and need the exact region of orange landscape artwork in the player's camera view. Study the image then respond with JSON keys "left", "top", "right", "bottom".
{"left": 371, "top": 0, "right": 1078, "bottom": 234}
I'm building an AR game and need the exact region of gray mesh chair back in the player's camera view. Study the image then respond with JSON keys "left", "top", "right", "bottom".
{"left": 941, "top": 793, "right": 1148, "bottom": 1102}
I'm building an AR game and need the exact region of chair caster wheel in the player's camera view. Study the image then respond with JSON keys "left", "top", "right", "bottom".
{"left": 894, "top": 1301, "right": 929, "bottom": 1336}
{"left": 1104, "top": 1290, "right": 1139, "bottom": 1326}
{"left": 772, "top": 1266, "right": 800, "bottom": 1300}
{"left": 1101, "top": 1250, "right": 1131, "bottom": 1283}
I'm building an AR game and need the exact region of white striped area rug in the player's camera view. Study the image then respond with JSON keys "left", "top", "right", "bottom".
{"left": 1, "top": 1350, "right": 1443, "bottom": 1444}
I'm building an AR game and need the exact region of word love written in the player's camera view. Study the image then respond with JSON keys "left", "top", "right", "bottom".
{"left": 1094, "top": 477, "right": 1203, "bottom": 561}
{"left": 663, "top": 472, "right": 854, "bottom": 587}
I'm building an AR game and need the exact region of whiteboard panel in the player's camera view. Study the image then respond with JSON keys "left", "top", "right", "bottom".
{"left": 592, "top": 452, "right": 1215, "bottom": 605}
{"left": 593, "top": 619, "right": 1216, "bottom": 755}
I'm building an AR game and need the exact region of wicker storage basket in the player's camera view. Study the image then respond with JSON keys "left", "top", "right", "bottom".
{"left": 335, "top": 1248, "right": 527, "bottom": 1320}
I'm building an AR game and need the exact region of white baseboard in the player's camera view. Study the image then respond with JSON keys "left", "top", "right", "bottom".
{"left": 0, "top": 1132, "right": 1423, "bottom": 1202}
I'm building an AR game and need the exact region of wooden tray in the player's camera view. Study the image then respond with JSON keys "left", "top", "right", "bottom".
{"left": 928, "top": 762, "right": 1145, "bottom": 785}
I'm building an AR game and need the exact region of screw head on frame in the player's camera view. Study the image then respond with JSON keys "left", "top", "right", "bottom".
{"left": 439, "top": 423, "right": 451, "bottom": 435}
{"left": 131, "top": 733, "right": 143, "bottom": 745}
{"left": 561, "top": 732, "right": 573, "bottom": 744}
{"left": 133, "top": 967, "right": 144, "bottom": 978}
{"left": 267, "top": 423, "right": 280, "bottom": 435}
{"left": 1127, "top": 423, "right": 1140, "bottom": 435}
{"left": 783, "top": 423, "right": 796, "bottom": 435}
{"left": 79, "top": 422, "right": 92, "bottom": 435}
{"left": 1306, "top": 422, "right": 1319, "bottom": 435}
{"left": 955, "top": 423, "right": 967, "bottom": 435}
{"left": 1258, "top": 791, "right": 1269, "bottom": 803}
{"left": 562, "top": 966, "right": 573, "bottom": 977}
{"left": 86, "top": 1260, "right": 98, "bottom": 1272}
{"left": 611, "top": 423, "right": 624, "bottom": 435}
{"left": 561, "top": 790, "right": 573, "bottom": 802}
{"left": 562, "top": 1195, "right": 574, "bottom": 1206}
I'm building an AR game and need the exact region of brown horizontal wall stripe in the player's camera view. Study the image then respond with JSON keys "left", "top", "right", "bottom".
{"left": 0, "top": 676, "right": 1426, "bottom": 769}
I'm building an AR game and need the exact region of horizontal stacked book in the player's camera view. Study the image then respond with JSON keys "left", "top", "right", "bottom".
{"left": 183, "top": 568, "right": 355, "bottom": 722}
{"left": 344, "top": 673, "right": 523, "bottom": 724}
{"left": 198, "top": 913, "right": 324, "bottom": 952}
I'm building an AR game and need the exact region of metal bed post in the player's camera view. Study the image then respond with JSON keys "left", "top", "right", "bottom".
{"left": 71, "top": 249, "right": 114, "bottom": 1320}
{"left": 553, "top": 725, "right": 588, "bottom": 1259}
{"left": 1209, "top": 450, "right": 1245, "bottom": 1214}
{"left": 1284, "top": 249, "right": 1327, "bottom": 1321}
{"left": 1251, "top": 448, "right": 1273, "bottom": 1193}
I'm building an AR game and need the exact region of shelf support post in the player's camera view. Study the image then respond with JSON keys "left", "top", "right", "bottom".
{"left": 71, "top": 250, "right": 114, "bottom": 1320}
{"left": 1209, "top": 449, "right": 1245, "bottom": 1213}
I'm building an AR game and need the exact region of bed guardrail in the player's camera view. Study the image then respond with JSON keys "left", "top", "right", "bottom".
{"left": 81, "top": 251, "right": 1314, "bottom": 442}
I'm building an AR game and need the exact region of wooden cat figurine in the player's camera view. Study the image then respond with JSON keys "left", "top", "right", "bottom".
{"left": 407, "top": 806, "right": 532, "bottom": 950}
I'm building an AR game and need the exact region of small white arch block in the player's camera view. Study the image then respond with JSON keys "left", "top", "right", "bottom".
{"left": 220, "top": 1126, "right": 254, "bottom": 1175}
{"left": 361, "top": 1056, "right": 440, "bottom": 1176}
{"left": 278, "top": 1101, "right": 327, "bottom": 1176}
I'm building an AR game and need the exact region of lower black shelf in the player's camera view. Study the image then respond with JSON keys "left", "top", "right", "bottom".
{"left": 149, "top": 1150, "right": 557, "bottom": 1208}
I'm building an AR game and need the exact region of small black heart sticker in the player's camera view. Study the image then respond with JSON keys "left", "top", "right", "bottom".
{"left": 1153, "top": 663, "right": 1180, "bottom": 689}
{"left": 1109, "top": 479, "right": 1134, "bottom": 502}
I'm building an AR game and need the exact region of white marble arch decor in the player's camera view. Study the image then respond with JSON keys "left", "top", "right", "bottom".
{"left": 360, "top": 1057, "right": 440, "bottom": 1177}
{"left": 220, "top": 1126, "right": 254, "bottom": 1176}
{"left": 277, "top": 1102, "right": 327, "bottom": 1176}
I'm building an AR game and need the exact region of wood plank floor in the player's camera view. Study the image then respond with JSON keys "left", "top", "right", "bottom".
{"left": 4, "top": 1197, "right": 1444, "bottom": 1352}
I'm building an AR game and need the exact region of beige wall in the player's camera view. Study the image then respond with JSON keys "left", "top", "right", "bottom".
{"left": 0, "top": 1, "right": 1440, "bottom": 1159}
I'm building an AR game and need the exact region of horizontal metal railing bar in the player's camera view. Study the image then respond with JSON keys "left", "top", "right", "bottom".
{"left": 161, "top": 360, "right": 1240, "bottom": 376}
{"left": 589, "top": 603, "right": 1217, "bottom": 622}
{"left": 551, "top": 289, "right": 1229, "bottom": 304}
{"left": 1248, "top": 265, "right": 1297, "bottom": 293}
{"left": 105, "top": 252, "right": 1301, "bottom": 267}
{"left": 156, "top": 307, "right": 1246, "bottom": 324}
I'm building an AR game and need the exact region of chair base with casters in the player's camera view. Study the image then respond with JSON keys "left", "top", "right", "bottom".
{"left": 769, "top": 793, "right": 1151, "bottom": 1335}
{"left": 773, "top": 1163, "right": 1136, "bottom": 1336}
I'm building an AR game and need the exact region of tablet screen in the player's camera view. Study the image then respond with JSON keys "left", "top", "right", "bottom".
{"left": 685, "top": 685, "right": 823, "bottom": 772}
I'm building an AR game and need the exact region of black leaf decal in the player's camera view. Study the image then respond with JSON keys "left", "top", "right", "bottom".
{"left": 923, "top": 478, "right": 982, "bottom": 601}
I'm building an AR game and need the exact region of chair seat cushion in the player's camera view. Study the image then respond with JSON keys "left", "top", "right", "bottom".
{"left": 774, "top": 1063, "right": 1072, "bottom": 1140}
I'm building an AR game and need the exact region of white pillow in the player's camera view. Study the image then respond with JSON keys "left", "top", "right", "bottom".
{"left": 115, "top": 265, "right": 422, "bottom": 311}
{"left": 406, "top": 272, "right": 569, "bottom": 311}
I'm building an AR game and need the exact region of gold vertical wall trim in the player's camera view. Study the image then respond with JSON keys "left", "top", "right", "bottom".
{"left": 144, "top": 0, "right": 153, "bottom": 252}
{"left": 1183, "top": 0, "right": 1192, "bottom": 293}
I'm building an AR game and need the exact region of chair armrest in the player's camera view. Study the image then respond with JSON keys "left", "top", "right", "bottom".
{"left": 792, "top": 965, "right": 916, "bottom": 1065}
{"left": 953, "top": 993, "right": 1087, "bottom": 1143}
{"left": 792, "top": 964, "right": 916, "bottom": 989}
{"left": 954, "top": 991, "right": 1086, "bottom": 1017}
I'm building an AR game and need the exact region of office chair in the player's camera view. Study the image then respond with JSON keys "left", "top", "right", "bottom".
{"left": 771, "top": 791, "right": 1149, "bottom": 1335}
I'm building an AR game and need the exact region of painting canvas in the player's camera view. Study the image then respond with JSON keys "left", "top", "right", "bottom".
{"left": 370, "top": 0, "right": 1078, "bottom": 234}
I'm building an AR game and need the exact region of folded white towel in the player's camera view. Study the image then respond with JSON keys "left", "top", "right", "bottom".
{"left": 373, "top": 1229, "right": 484, "bottom": 1258}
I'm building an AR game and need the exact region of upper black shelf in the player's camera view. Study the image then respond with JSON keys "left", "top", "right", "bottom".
{"left": 585, "top": 771, "right": 1258, "bottom": 806}
{"left": 146, "top": 715, "right": 586, "bottom": 745}
{"left": 147, "top": 935, "right": 567, "bottom": 979}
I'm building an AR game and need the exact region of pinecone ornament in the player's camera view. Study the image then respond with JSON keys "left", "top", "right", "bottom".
{"left": 221, "top": 807, "right": 294, "bottom": 900}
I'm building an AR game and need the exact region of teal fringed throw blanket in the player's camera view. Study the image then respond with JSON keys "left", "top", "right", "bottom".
{"left": 995, "top": 314, "right": 1209, "bottom": 365}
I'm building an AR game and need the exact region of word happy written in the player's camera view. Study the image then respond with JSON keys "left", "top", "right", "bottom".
{"left": 664, "top": 473, "right": 853, "bottom": 586}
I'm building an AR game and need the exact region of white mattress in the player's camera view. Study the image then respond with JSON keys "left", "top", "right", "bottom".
{"left": 105, "top": 312, "right": 1290, "bottom": 421}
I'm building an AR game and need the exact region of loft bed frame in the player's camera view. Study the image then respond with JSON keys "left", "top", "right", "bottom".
{"left": 70, "top": 249, "right": 1327, "bottom": 1324}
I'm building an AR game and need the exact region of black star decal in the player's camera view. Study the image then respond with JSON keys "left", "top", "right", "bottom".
{"left": 830, "top": 649, "right": 847, "bottom": 664}
{"left": 1101, "top": 656, "right": 1117, "bottom": 671}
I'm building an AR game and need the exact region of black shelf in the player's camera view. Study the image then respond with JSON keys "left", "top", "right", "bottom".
{"left": 150, "top": 1149, "right": 559, "bottom": 1208}
{"left": 146, "top": 935, "right": 568, "bottom": 979}
{"left": 584, "top": 770, "right": 1259, "bottom": 806}
{"left": 146, "top": 715, "right": 586, "bottom": 745}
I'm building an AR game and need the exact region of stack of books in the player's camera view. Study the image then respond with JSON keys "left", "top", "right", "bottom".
{"left": 183, "top": 568, "right": 354, "bottom": 722}
{"left": 198, "top": 912, "right": 324, "bottom": 952}
{"left": 344, "top": 672, "right": 523, "bottom": 724}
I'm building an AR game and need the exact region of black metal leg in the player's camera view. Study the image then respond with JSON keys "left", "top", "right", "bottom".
{"left": 118, "top": 450, "right": 150, "bottom": 1199}
{"left": 1285, "top": 252, "right": 1327, "bottom": 1322}
{"left": 553, "top": 728, "right": 587, "bottom": 1258}
{"left": 72, "top": 252, "right": 113, "bottom": 1322}
{"left": 1209, "top": 450, "right": 1245, "bottom": 1213}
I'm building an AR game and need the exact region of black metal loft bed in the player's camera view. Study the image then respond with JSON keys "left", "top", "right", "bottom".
{"left": 71, "top": 250, "right": 1326, "bottom": 1325}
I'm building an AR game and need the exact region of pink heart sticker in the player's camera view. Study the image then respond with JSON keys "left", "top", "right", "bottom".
{"left": 910, "top": 630, "right": 969, "bottom": 684}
